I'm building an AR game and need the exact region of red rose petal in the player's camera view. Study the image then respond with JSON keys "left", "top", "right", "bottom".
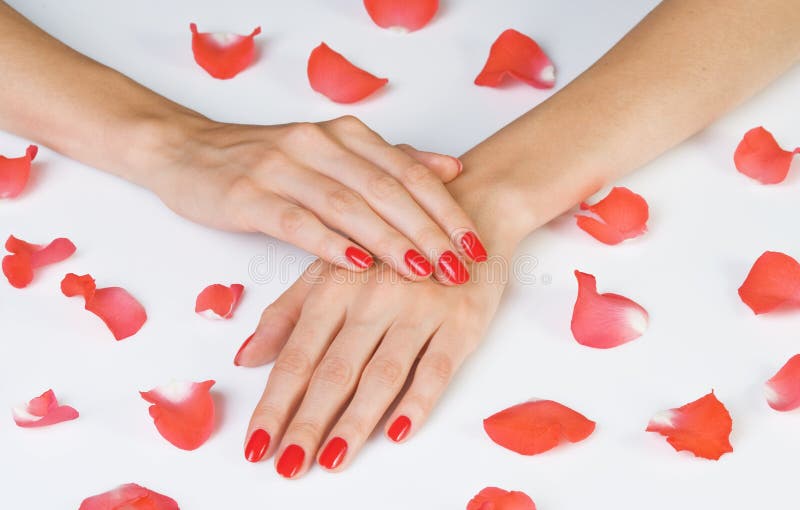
{"left": 0, "top": 145, "right": 37, "bottom": 198}
{"left": 2, "top": 235, "right": 76, "bottom": 288}
{"left": 738, "top": 251, "right": 800, "bottom": 314}
{"left": 195, "top": 283, "right": 244, "bottom": 319}
{"left": 475, "top": 29, "right": 555, "bottom": 89}
{"left": 765, "top": 354, "right": 800, "bottom": 411}
{"left": 363, "top": 0, "right": 439, "bottom": 32}
{"left": 190, "top": 23, "right": 261, "bottom": 79}
{"left": 571, "top": 270, "right": 648, "bottom": 349}
{"left": 61, "top": 273, "right": 147, "bottom": 340}
{"left": 140, "top": 380, "right": 216, "bottom": 451}
{"left": 575, "top": 187, "right": 649, "bottom": 245}
{"left": 79, "top": 483, "right": 179, "bottom": 510}
{"left": 734, "top": 126, "right": 799, "bottom": 184}
{"left": 12, "top": 389, "right": 79, "bottom": 428}
{"left": 646, "top": 391, "right": 733, "bottom": 460}
{"left": 467, "top": 487, "right": 537, "bottom": 510}
{"left": 307, "top": 42, "right": 388, "bottom": 103}
{"left": 483, "top": 399, "right": 595, "bottom": 456}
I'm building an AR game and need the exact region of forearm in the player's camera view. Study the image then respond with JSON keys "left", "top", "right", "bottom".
{"left": 450, "top": 0, "right": 800, "bottom": 255}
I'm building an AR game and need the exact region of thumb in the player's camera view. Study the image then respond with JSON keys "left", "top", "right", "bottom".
{"left": 396, "top": 144, "right": 463, "bottom": 183}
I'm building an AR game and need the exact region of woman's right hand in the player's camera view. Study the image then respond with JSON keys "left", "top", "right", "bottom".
{"left": 148, "top": 115, "right": 487, "bottom": 284}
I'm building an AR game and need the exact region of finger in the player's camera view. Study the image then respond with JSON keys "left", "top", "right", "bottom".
{"left": 396, "top": 144, "right": 462, "bottom": 183}
{"left": 234, "top": 260, "right": 324, "bottom": 367}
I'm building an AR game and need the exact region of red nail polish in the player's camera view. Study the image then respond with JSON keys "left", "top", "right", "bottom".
{"left": 233, "top": 333, "right": 254, "bottom": 366}
{"left": 387, "top": 415, "right": 411, "bottom": 442}
{"left": 404, "top": 249, "right": 433, "bottom": 277}
{"left": 276, "top": 444, "right": 305, "bottom": 478}
{"left": 438, "top": 251, "right": 469, "bottom": 284}
{"left": 244, "top": 428, "right": 270, "bottom": 463}
{"left": 345, "top": 246, "right": 373, "bottom": 269}
{"left": 319, "top": 437, "right": 348, "bottom": 470}
{"left": 460, "top": 231, "right": 487, "bottom": 262}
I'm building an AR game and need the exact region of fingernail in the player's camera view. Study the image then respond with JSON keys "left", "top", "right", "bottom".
{"left": 244, "top": 428, "right": 270, "bottom": 463}
{"left": 454, "top": 157, "right": 463, "bottom": 174}
{"left": 460, "top": 231, "right": 487, "bottom": 262}
{"left": 387, "top": 415, "right": 411, "bottom": 442}
{"left": 319, "top": 437, "right": 348, "bottom": 470}
{"left": 404, "top": 249, "right": 433, "bottom": 277}
{"left": 438, "top": 251, "right": 469, "bottom": 284}
{"left": 276, "top": 444, "right": 305, "bottom": 478}
{"left": 233, "top": 333, "right": 254, "bottom": 366}
{"left": 345, "top": 246, "right": 373, "bottom": 269}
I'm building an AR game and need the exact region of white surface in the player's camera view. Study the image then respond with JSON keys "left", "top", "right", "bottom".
{"left": 2, "top": 1, "right": 800, "bottom": 508}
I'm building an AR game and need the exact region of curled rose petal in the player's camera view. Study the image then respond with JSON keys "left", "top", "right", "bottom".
{"left": 2, "top": 235, "right": 76, "bottom": 288}
{"left": 575, "top": 187, "right": 649, "bottom": 245}
{"left": 765, "top": 354, "right": 800, "bottom": 412}
{"left": 483, "top": 399, "right": 595, "bottom": 456}
{"left": 475, "top": 29, "right": 555, "bottom": 89}
{"left": 571, "top": 270, "right": 648, "bottom": 349}
{"left": 190, "top": 23, "right": 261, "bottom": 79}
{"left": 79, "top": 483, "right": 179, "bottom": 510}
{"left": 12, "top": 389, "right": 79, "bottom": 428}
{"left": 307, "top": 42, "right": 388, "bottom": 103}
{"left": 738, "top": 251, "right": 800, "bottom": 314}
{"left": 467, "top": 487, "right": 537, "bottom": 510}
{"left": 140, "top": 380, "right": 216, "bottom": 451}
{"left": 195, "top": 283, "right": 244, "bottom": 319}
{"left": 0, "top": 145, "right": 37, "bottom": 199}
{"left": 646, "top": 391, "right": 733, "bottom": 460}
{"left": 363, "top": 0, "right": 439, "bottom": 32}
{"left": 61, "top": 273, "right": 147, "bottom": 340}
{"left": 734, "top": 126, "right": 799, "bottom": 184}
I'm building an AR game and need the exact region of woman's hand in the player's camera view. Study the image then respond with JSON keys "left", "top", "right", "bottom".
{"left": 235, "top": 257, "right": 507, "bottom": 476}
{"left": 149, "top": 115, "right": 486, "bottom": 284}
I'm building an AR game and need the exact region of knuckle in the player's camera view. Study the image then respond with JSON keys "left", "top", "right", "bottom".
{"left": 314, "top": 355, "right": 354, "bottom": 387}
{"left": 255, "top": 147, "right": 288, "bottom": 170}
{"left": 273, "top": 347, "right": 313, "bottom": 379}
{"left": 400, "top": 163, "right": 434, "bottom": 187}
{"left": 287, "top": 420, "right": 323, "bottom": 441}
{"left": 420, "top": 351, "right": 454, "bottom": 384}
{"left": 284, "top": 122, "right": 325, "bottom": 145}
{"left": 367, "top": 173, "right": 403, "bottom": 200}
{"left": 333, "top": 115, "right": 364, "bottom": 131}
{"left": 279, "top": 206, "right": 312, "bottom": 235}
{"left": 328, "top": 188, "right": 364, "bottom": 214}
{"left": 364, "top": 357, "right": 405, "bottom": 388}
{"left": 226, "top": 175, "right": 260, "bottom": 202}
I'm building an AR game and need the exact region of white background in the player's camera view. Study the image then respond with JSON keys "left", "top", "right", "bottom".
{"left": 2, "top": 0, "right": 800, "bottom": 508}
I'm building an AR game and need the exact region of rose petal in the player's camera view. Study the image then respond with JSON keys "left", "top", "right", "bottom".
{"left": 79, "top": 483, "right": 179, "bottom": 510}
{"left": 363, "top": 0, "right": 439, "bottom": 32}
{"left": 734, "top": 126, "right": 799, "bottom": 184}
{"left": 483, "top": 399, "right": 595, "bottom": 456}
{"left": 2, "top": 235, "right": 76, "bottom": 288}
{"left": 646, "top": 391, "right": 733, "bottom": 460}
{"left": 307, "top": 42, "right": 388, "bottom": 103}
{"left": 0, "top": 145, "right": 37, "bottom": 199}
{"left": 467, "top": 487, "right": 537, "bottom": 510}
{"left": 61, "top": 273, "right": 147, "bottom": 340}
{"left": 474, "top": 29, "right": 555, "bottom": 89}
{"left": 738, "top": 251, "right": 800, "bottom": 314}
{"left": 140, "top": 380, "right": 216, "bottom": 451}
{"left": 571, "top": 270, "right": 648, "bottom": 349}
{"left": 575, "top": 187, "right": 649, "bottom": 245}
{"left": 195, "top": 283, "right": 244, "bottom": 319}
{"left": 12, "top": 389, "right": 79, "bottom": 428}
{"left": 189, "top": 23, "right": 261, "bottom": 79}
{"left": 765, "top": 354, "right": 800, "bottom": 412}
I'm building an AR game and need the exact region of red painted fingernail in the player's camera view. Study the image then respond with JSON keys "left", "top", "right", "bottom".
{"left": 233, "top": 333, "right": 254, "bottom": 366}
{"left": 387, "top": 415, "right": 411, "bottom": 442}
{"left": 244, "top": 428, "right": 270, "bottom": 463}
{"left": 438, "top": 251, "right": 469, "bottom": 284}
{"left": 404, "top": 249, "right": 433, "bottom": 277}
{"left": 345, "top": 246, "right": 373, "bottom": 269}
{"left": 460, "top": 231, "right": 487, "bottom": 262}
{"left": 319, "top": 437, "right": 348, "bottom": 470}
{"left": 277, "top": 444, "right": 305, "bottom": 478}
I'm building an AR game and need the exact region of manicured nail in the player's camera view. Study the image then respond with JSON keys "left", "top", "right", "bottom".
{"left": 404, "top": 249, "right": 433, "bottom": 277}
{"left": 437, "top": 251, "right": 469, "bottom": 284}
{"left": 244, "top": 428, "right": 270, "bottom": 463}
{"left": 460, "top": 231, "right": 487, "bottom": 262}
{"left": 276, "top": 444, "right": 305, "bottom": 478}
{"left": 233, "top": 333, "right": 254, "bottom": 366}
{"left": 345, "top": 246, "right": 373, "bottom": 269}
{"left": 319, "top": 437, "right": 348, "bottom": 470}
{"left": 387, "top": 415, "right": 411, "bottom": 443}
